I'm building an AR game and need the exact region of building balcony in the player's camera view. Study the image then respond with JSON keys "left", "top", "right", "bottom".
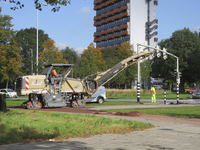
{"left": 94, "top": 12, "right": 129, "bottom": 26}
{"left": 94, "top": 25, "right": 129, "bottom": 37}
{"left": 94, "top": 0, "right": 103, "bottom": 5}
{"left": 96, "top": 37, "right": 130, "bottom": 49}
{"left": 95, "top": 2, "right": 129, "bottom": 19}
{"left": 94, "top": 0, "right": 117, "bottom": 10}
{"left": 94, "top": 6, "right": 129, "bottom": 21}
{"left": 96, "top": 19, "right": 129, "bottom": 33}
{"left": 94, "top": 31, "right": 129, "bottom": 42}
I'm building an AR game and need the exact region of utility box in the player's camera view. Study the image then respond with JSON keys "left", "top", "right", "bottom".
{"left": 0, "top": 94, "right": 6, "bottom": 111}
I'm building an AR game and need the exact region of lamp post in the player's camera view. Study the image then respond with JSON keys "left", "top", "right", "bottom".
{"left": 36, "top": 4, "right": 47, "bottom": 75}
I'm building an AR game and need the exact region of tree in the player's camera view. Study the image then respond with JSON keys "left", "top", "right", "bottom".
{"left": 38, "top": 39, "right": 68, "bottom": 73}
{"left": 78, "top": 43, "right": 105, "bottom": 78}
{"left": 0, "top": 11, "right": 21, "bottom": 88}
{"left": 101, "top": 47, "right": 118, "bottom": 70}
{"left": 152, "top": 28, "right": 200, "bottom": 91}
{"left": 140, "top": 60, "right": 152, "bottom": 89}
{"left": 114, "top": 42, "right": 137, "bottom": 88}
{"left": 101, "top": 47, "right": 119, "bottom": 88}
{"left": 15, "top": 28, "right": 49, "bottom": 75}
{"left": 61, "top": 47, "right": 81, "bottom": 78}
{"left": 1, "top": 0, "right": 71, "bottom": 12}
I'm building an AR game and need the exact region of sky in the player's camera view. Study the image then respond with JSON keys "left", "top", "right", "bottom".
{"left": 0, "top": 0, "right": 200, "bottom": 54}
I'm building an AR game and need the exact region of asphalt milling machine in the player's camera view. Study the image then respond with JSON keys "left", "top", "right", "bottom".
{"left": 16, "top": 50, "right": 154, "bottom": 109}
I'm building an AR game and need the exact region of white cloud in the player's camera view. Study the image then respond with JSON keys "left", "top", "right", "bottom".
{"left": 190, "top": 26, "right": 200, "bottom": 32}
{"left": 55, "top": 42, "right": 85, "bottom": 55}
{"left": 75, "top": 47, "right": 86, "bottom": 55}
{"left": 77, "top": 7, "right": 90, "bottom": 14}
{"left": 55, "top": 42, "right": 69, "bottom": 50}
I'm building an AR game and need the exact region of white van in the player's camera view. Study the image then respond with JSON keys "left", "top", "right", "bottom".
{"left": 83, "top": 86, "right": 106, "bottom": 104}
{"left": 0, "top": 89, "right": 18, "bottom": 98}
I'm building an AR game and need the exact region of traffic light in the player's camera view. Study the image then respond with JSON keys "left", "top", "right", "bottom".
{"left": 163, "top": 48, "right": 167, "bottom": 60}
{"left": 178, "top": 72, "right": 182, "bottom": 78}
{"left": 156, "top": 45, "right": 161, "bottom": 57}
{"left": 174, "top": 69, "right": 177, "bottom": 77}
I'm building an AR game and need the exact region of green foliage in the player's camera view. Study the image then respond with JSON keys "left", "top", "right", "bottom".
{"left": 78, "top": 43, "right": 105, "bottom": 78}
{"left": 152, "top": 28, "right": 200, "bottom": 92}
{"left": 140, "top": 60, "right": 152, "bottom": 88}
{"left": 113, "top": 42, "right": 137, "bottom": 88}
{"left": 15, "top": 28, "right": 49, "bottom": 75}
{"left": 38, "top": 39, "right": 68, "bottom": 73}
{"left": 2, "top": 0, "right": 71, "bottom": 12}
{"left": 0, "top": 12, "right": 22, "bottom": 87}
{"left": 61, "top": 47, "right": 81, "bottom": 78}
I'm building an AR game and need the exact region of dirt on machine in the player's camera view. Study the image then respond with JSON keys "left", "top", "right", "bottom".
{"left": 16, "top": 50, "right": 154, "bottom": 109}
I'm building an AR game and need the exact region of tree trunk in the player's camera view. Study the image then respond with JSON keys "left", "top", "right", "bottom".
{"left": 6, "top": 79, "right": 9, "bottom": 89}
{"left": 169, "top": 82, "right": 172, "bottom": 91}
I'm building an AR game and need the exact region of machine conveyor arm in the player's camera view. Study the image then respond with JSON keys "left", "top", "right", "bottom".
{"left": 89, "top": 50, "right": 154, "bottom": 91}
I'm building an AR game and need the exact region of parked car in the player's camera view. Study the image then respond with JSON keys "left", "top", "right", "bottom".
{"left": 0, "top": 89, "right": 18, "bottom": 98}
{"left": 187, "top": 88, "right": 197, "bottom": 93}
{"left": 83, "top": 86, "right": 106, "bottom": 104}
{"left": 154, "top": 86, "right": 163, "bottom": 90}
{"left": 192, "top": 89, "right": 200, "bottom": 99}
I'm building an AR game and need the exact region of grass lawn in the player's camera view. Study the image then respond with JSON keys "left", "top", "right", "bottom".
{"left": 6, "top": 99, "right": 27, "bottom": 107}
{"left": 107, "top": 93, "right": 192, "bottom": 99}
{"left": 101, "top": 106, "right": 200, "bottom": 118}
{"left": 0, "top": 109, "right": 153, "bottom": 145}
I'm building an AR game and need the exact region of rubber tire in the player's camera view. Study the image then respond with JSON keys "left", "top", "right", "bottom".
{"left": 26, "top": 104, "right": 31, "bottom": 109}
{"left": 97, "top": 97, "right": 104, "bottom": 104}
{"left": 21, "top": 102, "right": 26, "bottom": 108}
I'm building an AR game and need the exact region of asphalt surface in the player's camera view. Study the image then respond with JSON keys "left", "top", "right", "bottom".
{"left": 1, "top": 103, "right": 200, "bottom": 150}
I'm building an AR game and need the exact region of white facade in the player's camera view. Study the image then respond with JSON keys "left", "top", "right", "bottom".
{"left": 130, "top": 0, "right": 157, "bottom": 52}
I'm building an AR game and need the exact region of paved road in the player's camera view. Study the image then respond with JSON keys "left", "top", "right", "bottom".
{"left": 1, "top": 104, "right": 200, "bottom": 150}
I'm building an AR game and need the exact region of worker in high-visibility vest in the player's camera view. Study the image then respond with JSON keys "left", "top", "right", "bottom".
{"left": 52, "top": 68, "right": 58, "bottom": 86}
{"left": 150, "top": 85, "right": 156, "bottom": 103}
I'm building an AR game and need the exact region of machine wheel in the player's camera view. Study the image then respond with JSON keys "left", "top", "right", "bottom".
{"left": 71, "top": 103, "right": 78, "bottom": 108}
{"left": 66, "top": 103, "right": 70, "bottom": 107}
{"left": 71, "top": 100, "right": 78, "bottom": 107}
{"left": 26, "top": 104, "right": 31, "bottom": 109}
{"left": 21, "top": 102, "right": 26, "bottom": 108}
{"left": 97, "top": 97, "right": 104, "bottom": 104}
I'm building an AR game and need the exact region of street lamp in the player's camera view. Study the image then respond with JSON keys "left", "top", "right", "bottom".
{"left": 36, "top": 3, "right": 47, "bottom": 75}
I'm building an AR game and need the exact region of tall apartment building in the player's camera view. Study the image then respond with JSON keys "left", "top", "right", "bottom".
{"left": 93, "top": 0, "right": 158, "bottom": 51}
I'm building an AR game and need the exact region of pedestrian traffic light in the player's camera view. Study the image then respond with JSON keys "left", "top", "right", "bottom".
{"left": 163, "top": 48, "right": 167, "bottom": 60}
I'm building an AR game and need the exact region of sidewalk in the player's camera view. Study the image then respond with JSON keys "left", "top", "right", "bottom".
{"left": 1, "top": 104, "right": 200, "bottom": 150}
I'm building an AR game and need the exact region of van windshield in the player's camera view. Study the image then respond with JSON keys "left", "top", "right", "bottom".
{"left": 7, "top": 89, "right": 14, "bottom": 92}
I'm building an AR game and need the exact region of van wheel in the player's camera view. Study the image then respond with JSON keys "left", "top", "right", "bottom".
{"left": 97, "top": 97, "right": 104, "bottom": 104}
